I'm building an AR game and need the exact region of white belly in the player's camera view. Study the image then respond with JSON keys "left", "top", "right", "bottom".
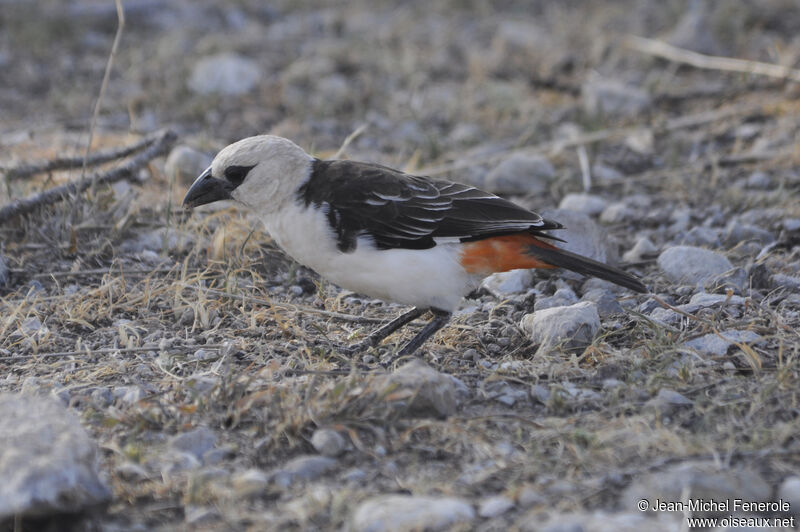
{"left": 260, "top": 204, "right": 479, "bottom": 311}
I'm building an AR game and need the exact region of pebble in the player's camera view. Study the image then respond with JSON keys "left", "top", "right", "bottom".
{"left": 680, "top": 226, "right": 722, "bottom": 248}
{"left": 484, "top": 153, "right": 555, "bottom": 195}
{"left": 518, "top": 486, "right": 546, "bottom": 507}
{"left": 534, "top": 287, "right": 578, "bottom": 311}
{"left": 657, "top": 246, "right": 733, "bottom": 284}
{"left": 581, "top": 288, "right": 623, "bottom": 317}
{"left": 375, "top": 359, "right": 460, "bottom": 418}
{"left": 622, "top": 237, "right": 656, "bottom": 263}
{"left": 168, "top": 426, "right": 218, "bottom": 459}
{"left": 311, "top": 428, "right": 347, "bottom": 457}
{"left": 115, "top": 385, "right": 146, "bottom": 404}
{"left": 271, "top": 455, "right": 338, "bottom": 488}
{"left": 682, "top": 330, "right": 764, "bottom": 357}
{"left": 724, "top": 220, "right": 775, "bottom": 247}
{"left": 582, "top": 76, "right": 652, "bottom": 117}
{"left": 164, "top": 145, "right": 212, "bottom": 186}
{"left": 184, "top": 505, "right": 220, "bottom": 525}
{"left": 600, "top": 202, "right": 635, "bottom": 224}
{"left": 188, "top": 53, "right": 261, "bottom": 96}
{"left": 778, "top": 476, "right": 800, "bottom": 517}
{"left": 0, "top": 253, "right": 8, "bottom": 288}
{"left": 620, "top": 461, "right": 770, "bottom": 517}
{"left": 352, "top": 495, "right": 475, "bottom": 532}
{"left": 654, "top": 388, "right": 693, "bottom": 406}
{"left": 115, "top": 462, "right": 150, "bottom": 482}
{"left": 481, "top": 269, "right": 534, "bottom": 297}
{"left": 0, "top": 393, "right": 111, "bottom": 520}
{"left": 558, "top": 193, "right": 608, "bottom": 217}
{"left": 704, "top": 267, "right": 748, "bottom": 295}
{"left": 478, "top": 495, "right": 515, "bottom": 518}
{"left": 667, "top": 0, "right": 722, "bottom": 55}
{"left": 232, "top": 468, "right": 269, "bottom": 497}
{"left": 772, "top": 274, "right": 800, "bottom": 291}
{"left": 520, "top": 301, "right": 600, "bottom": 353}
{"left": 592, "top": 163, "right": 624, "bottom": 183}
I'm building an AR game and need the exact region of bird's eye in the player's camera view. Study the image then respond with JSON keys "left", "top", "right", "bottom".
{"left": 224, "top": 165, "right": 255, "bottom": 186}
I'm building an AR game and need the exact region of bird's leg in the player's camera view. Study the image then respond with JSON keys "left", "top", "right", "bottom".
{"left": 345, "top": 306, "right": 426, "bottom": 354}
{"left": 382, "top": 309, "right": 452, "bottom": 367}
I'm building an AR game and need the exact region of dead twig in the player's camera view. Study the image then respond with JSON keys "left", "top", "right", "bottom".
{"left": 623, "top": 34, "right": 800, "bottom": 84}
{"left": 2, "top": 134, "right": 159, "bottom": 181}
{"left": 0, "top": 129, "right": 176, "bottom": 225}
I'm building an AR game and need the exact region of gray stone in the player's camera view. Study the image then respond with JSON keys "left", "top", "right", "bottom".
{"left": 746, "top": 171, "right": 771, "bottom": 190}
{"left": 778, "top": 476, "right": 800, "bottom": 517}
{"left": 485, "top": 153, "right": 555, "bottom": 195}
{"left": 376, "top": 359, "right": 460, "bottom": 418}
{"left": 658, "top": 246, "right": 733, "bottom": 284}
{"left": 481, "top": 269, "right": 534, "bottom": 297}
{"left": 534, "top": 287, "right": 578, "bottom": 311}
{"left": 0, "top": 393, "right": 111, "bottom": 519}
{"left": 352, "top": 494, "right": 475, "bottom": 532}
{"left": 654, "top": 388, "right": 693, "bottom": 405}
{"left": 271, "top": 455, "right": 337, "bottom": 488}
{"left": 622, "top": 237, "right": 657, "bottom": 263}
{"left": 311, "top": 428, "right": 347, "bottom": 457}
{"left": 581, "top": 288, "right": 623, "bottom": 317}
{"left": 529, "top": 511, "right": 682, "bottom": 532}
{"left": 600, "top": 202, "right": 634, "bottom": 224}
{"left": 704, "top": 267, "right": 748, "bottom": 295}
{"left": 784, "top": 218, "right": 800, "bottom": 232}
{"left": 772, "top": 274, "right": 800, "bottom": 291}
{"left": 681, "top": 226, "right": 721, "bottom": 248}
{"left": 168, "top": 426, "right": 217, "bottom": 459}
{"left": 165, "top": 145, "right": 212, "bottom": 186}
{"left": 724, "top": 220, "right": 775, "bottom": 247}
{"left": 520, "top": 301, "right": 601, "bottom": 353}
{"left": 115, "top": 385, "right": 146, "bottom": 404}
{"left": 518, "top": 486, "right": 546, "bottom": 507}
{"left": 232, "top": 468, "right": 269, "bottom": 497}
{"left": 558, "top": 193, "right": 608, "bottom": 217}
{"left": 115, "top": 462, "right": 149, "bottom": 482}
{"left": 188, "top": 53, "right": 261, "bottom": 96}
{"left": 682, "top": 330, "right": 764, "bottom": 357}
{"left": 620, "top": 462, "right": 770, "bottom": 517}
{"left": 478, "top": 495, "right": 515, "bottom": 518}
{"left": 582, "top": 76, "right": 652, "bottom": 118}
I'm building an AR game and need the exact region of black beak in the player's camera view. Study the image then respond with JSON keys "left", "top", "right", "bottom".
{"left": 182, "top": 166, "right": 235, "bottom": 208}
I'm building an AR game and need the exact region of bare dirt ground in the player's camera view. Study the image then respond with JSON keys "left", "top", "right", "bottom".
{"left": 2, "top": 0, "right": 800, "bottom": 530}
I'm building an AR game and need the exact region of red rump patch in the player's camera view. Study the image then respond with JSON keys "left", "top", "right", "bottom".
{"left": 460, "top": 234, "right": 557, "bottom": 275}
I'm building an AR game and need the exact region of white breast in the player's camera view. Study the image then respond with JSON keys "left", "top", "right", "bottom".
{"left": 260, "top": 203, "right": 480, "bottom": 311}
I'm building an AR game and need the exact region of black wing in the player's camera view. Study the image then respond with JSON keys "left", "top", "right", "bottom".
{"left": 296, "top": 159, "right": 562, "bottom": 252}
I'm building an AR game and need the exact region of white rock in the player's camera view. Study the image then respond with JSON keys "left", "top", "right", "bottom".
{"left": 622, "top": 237, "right": 657, "bottom": 262}
{"left": 481, "top": 269, "right": 534, "bottom": 297}
{"left": 271, "top": 455, "right": 337, "bottom": 488}
{"left": 682, "top": 330, "right": 764, "bottom": 357}
{"left": 520, "top": 301, "right": 600, "bottom": 353}
{"left": 311, "top": 428, "right": 347, "bottom": 457}
{"left": 534, "top": 287, "right": 578, "bottom": 311}
{"left": 778, "top": 476, "right": 800, "bottom": 517}
{"left": 188, "top": 53, "right": 261, "bottom": 96}
{"left": 485, "top": 153, "right": 555, "bottom": 195}
{"left": 352, "top": 495, "right": 475, "bottom": 532}
{"left": 165, "top": 145, "right": 212, "bottom": 186}
{"left": 0, "top": 393, "right": 111, "bottom": 519}
{"left": 600, "top": 202, "right": 634, "bottom": 224}
{"left": 658, "top": 246, "right": 733, "bottom": 284}
{"left": 478, "top": 495, "right": 515, "bottom": 518}
{"left": 558, "top": 193, "right": 608, "bottom": 216}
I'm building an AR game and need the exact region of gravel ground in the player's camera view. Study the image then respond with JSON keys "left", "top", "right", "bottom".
{"left": 1, "top": 1, "right": 800, "bottom": 530}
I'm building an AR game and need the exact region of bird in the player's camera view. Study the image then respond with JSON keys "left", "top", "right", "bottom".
{"left": 183, "top": 135, "right": 647, "bottom": 362}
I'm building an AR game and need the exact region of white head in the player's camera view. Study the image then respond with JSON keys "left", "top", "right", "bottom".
{"left": 183, "top": 135, "right": 314, "bottom": 213}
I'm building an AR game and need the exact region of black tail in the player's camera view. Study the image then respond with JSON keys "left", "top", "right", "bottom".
{"left": 527, "top": 245, "right": 648, "bottom": 293}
